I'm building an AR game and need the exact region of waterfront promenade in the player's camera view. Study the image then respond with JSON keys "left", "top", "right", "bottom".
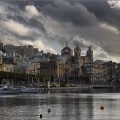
{"left": 49, "top": 84, "right": 115, "bottom": 93}
{"left": 0, "top": 83, "right": 118, "bottom": 94}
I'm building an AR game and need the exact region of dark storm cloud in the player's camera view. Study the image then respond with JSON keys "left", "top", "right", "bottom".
{"left": 80, "top": 0, "right": 120, "bottom": 30}
{"left": 76, "top": 0, "right": 120, "bottom": 55}
{"left": 41, "top": 0, "right": 98, "bottom": 26}
{"left": 5, "top": 0, "right": 54, "bottom": 10}
{"left": 42, "top": 0, "right": 120, "bottom": 60}
{"left": 27, "top": 18, "right": 47, "bottom": 32}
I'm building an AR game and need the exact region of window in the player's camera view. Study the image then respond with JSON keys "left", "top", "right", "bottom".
{"left": 51, "top": 65, "right": 53, "bottom": 69}
{"left": 44, "top": 66, "right": 46, "bottom": 69}
{"left": 10, "top": 68, "right": 12, "bottom": 72}
{"left": 75, "top": 53, "right": 77, "bottom": 56}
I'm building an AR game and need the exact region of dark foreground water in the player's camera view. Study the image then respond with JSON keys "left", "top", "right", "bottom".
{"left": 0, "top": 90, "right": 120, "bottom": 120}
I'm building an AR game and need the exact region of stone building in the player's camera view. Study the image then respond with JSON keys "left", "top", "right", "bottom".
{"left": 1, "top": 64, "right": 14, "bottom": 72}
{"left": 0, "top": 57, "right": 14, "bottom": 72}
{"left": 14, "top": 62, "right": 40, "bottom": 75}
{"left": 114, "top": 63, "right": 120, "bottom": 84}
{"left": 40, "top": 59, "right": 64, "bottom": 82}
{"left": 81, "top": 60, "right": 108, "bottom": 85}
{"left": 92, "top": 61, "right": 107, "bottom": 85}
{"left": 4, "top": 44, "right": 38, "bottom": 58}
{"left": 81, "top": 63, "right": 93, "bottom": 84}
{"left": 103, "top": 61, "right": 120, "bottom": 84}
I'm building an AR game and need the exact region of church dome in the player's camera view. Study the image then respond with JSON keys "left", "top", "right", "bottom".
{"left": 61, "top": 42, "right": 72, "bottom": 51}
{"left": 61, "top": 42, "right": 73, "bottom": 56}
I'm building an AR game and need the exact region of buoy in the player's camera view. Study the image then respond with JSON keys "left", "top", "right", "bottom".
{"left": 100, "top": 105, "right": 104, "bottom": 110}
{"left": 40, "top": 114, "right": 42, "bottom": 119}
{"left": 48, "top": 108, "right": 51, "bottom": 113}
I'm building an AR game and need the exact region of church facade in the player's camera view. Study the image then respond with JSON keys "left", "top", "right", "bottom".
{"left": 61, "top": 42, "right": 93, "bottom": 83}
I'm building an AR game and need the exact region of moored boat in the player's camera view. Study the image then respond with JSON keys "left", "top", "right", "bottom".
{"left": 0, "top": 85, "right": 20, "bottom": 94}
{"left": 20, "top": 86, "right": 43, "bottom": 93}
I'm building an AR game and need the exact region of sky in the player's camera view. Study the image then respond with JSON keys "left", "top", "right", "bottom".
{"left": 0, "top": 0, "right": 120, "bottom": 62}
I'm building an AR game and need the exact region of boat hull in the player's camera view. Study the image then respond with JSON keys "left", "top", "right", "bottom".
{"left": 20, "top": 87, "right": 41, "bottom": 93}
{"left": 0, "top": 89, "right": 20, "bottom": 94}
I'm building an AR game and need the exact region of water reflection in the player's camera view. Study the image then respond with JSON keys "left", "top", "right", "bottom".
{"left": 91, "top": 88, "right": 115, "bottom": 93}
{"left": 0, "top": 92, "right": 120, "bottom": 120}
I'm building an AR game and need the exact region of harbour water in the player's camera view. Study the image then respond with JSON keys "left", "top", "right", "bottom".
{"left": 0, "top": 89, "right": 120, "bottom": 120}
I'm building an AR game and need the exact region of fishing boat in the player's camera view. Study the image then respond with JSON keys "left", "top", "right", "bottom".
{"left": 0, "top": 85, "right": 20, "bottom": 94}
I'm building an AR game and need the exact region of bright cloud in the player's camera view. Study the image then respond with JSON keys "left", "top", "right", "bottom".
{"left": 25, "top": 5, "right": 39, "bottom": 18}
{"left": 108, "top": 1, "right": 120, "bottom": 9}
{"left": 100, "top": 23, "right": 119, "bottom": 34}
{"left": 2, "top": 19, "right": 33, "bottom": 37}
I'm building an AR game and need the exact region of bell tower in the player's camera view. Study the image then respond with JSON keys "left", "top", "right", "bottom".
{"left": 74, "top": 44, "right": 81, "bottom": 58}
{"left": 86, "top": 46, "right": 93, "bottom": 63}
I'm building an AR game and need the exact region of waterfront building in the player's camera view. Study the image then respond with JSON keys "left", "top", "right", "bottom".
{"left": 1, "top": 63, "right": 14, "bottom": 72}
{"left": 81, "top": 63, "right": 93, "bottom": 84}
{"left": 1, "top": 41, "right": 120, "bottom": 86}
{"left": 103, "top": 61, "right": 116, "bottom": 83}
{"left": 81, "top": 60, "right": 120, "bottom": 85}
{"left": 0, "top": 56, "right": 14, "bottom": 72}
{"left": 14, "top": 62, "right": 40, "bottom": 75}
{"left": 92, "top": 61, "right": 107, "bottom": 85}
{"left": 114, "top": 63, "right": 120, "bottom": 84}
{"left": 103, "top": 61, "right": 120, "bottom": 84}
{"left": 40, "top": 59, "right": 64, "bottom": 83}
{"left": 81, "top": 60, "right": 109, "bottom": 85}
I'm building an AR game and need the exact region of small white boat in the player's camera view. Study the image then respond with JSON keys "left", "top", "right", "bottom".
{"left": 0, "top": 85, "right": 20, "bottom": 94}
{"left": 20, "top": 86, "right": 43, "bottom": 93}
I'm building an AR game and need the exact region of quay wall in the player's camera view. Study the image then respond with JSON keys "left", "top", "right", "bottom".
{"left": 49, "top": 86, "right": 92, "bottom": 93}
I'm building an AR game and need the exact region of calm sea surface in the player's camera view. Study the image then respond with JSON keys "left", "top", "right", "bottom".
{"left": 0, "top": 89, "right": 120, "bottom": 120}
